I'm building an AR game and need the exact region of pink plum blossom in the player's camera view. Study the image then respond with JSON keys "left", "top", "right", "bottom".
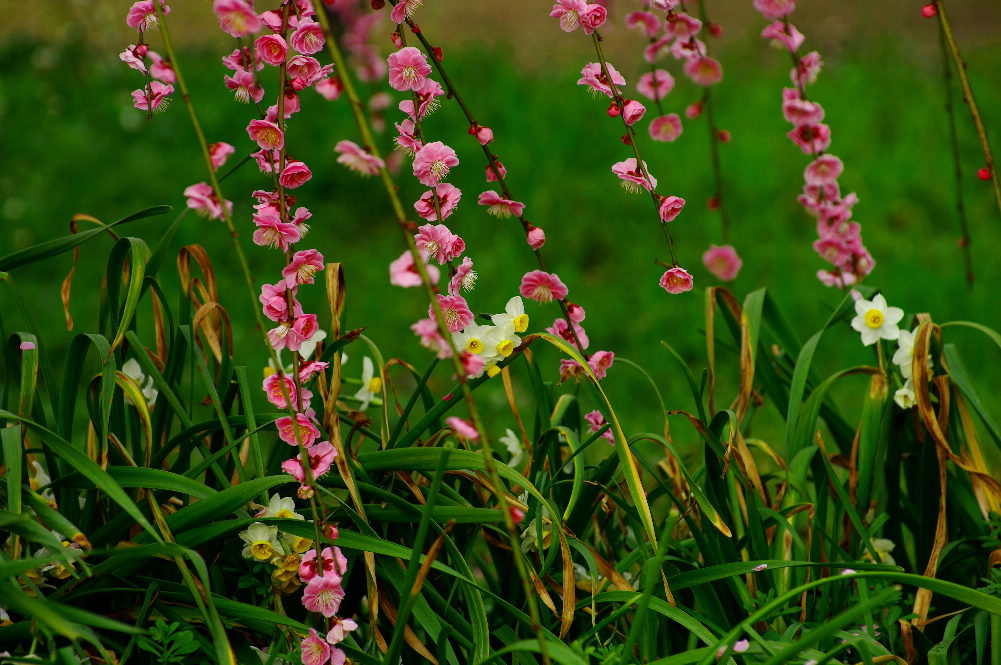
{"left": 446, "top": 417, "right": 479, "bottom": 440}
{"left": 301, "top": 572, "right": 345, "bottom": 617}
{"left": 649, "top": 114, "right": 683, "bottom": 142}
{"left": 550, "top": 0, "right": 588, "bottom": 32}
{"left": 413, "top": 141, "right": 459, "bottom": 186}
{"left": 431, "top": 295, "right": 474, "bottom": 333}
{"left": 753, "top": 0, "right": 796, "bottom": 20}
{"left": 625, "top": 10, "right": 659, "bottom": 37}
{"left": 412, "top": 318, "right": 452, "bottom": 357}
{"left": 213, "top": 0, "right": 260, "bottom": 37}
{"left": 659, "top": 195, "right": 686, "bottom": 223}
{"left": 787, "top": 123, "right": 831, "bottom": 154}
{"left": 804, "top": 155, "right": 844, "bottom": 185}
{"left": 414, "top": 183, "right": 461, "bottom": 221}
{"left": 276, "top": 413, "right": 321, "bottom": 447}
{"left": 291, "top": 18, "right": 325, "bottom": 55}
{"left": 520, "top": 271, "right": 569, "bottom": 303}
{"left": 637, "top": 70, "right": 675, "bottom": 100}
{"left": 282, "top": 441, "right": 337, "bottom": 484}
{"left": 287, "top": 56, "right": 330, "bottom": 86}
{"left": 643, "top": 35, "right": 673, "bottom": 64}
{"left": 415, "top": 224, "right": 465, "bottom": 264}
{"left": 224, "top": 70, "right": 264, "bottom": 104}
{"left": 792, "top": 51, "right": 823, "bottom": 87}
{"left": 148, "top": 52, "right": 175, "bottom": 83}
{"left": 283, "top": 249, "right": 325, "bottom": 287}
{"left": 478, "top": 190, "right": 525, "bottom": 218}
{"left": 612, "top": 158, "right": 657, "bottom": 193}
{"left": 252, "top": 210, "right": 301, "bottom": 251}
{"left": 247, "top": 119, "right": 284, "bottom": 151}
{"left": 685, "top": 101, "right": 703, "bottom": 119}
{"left": 702, "top": 244, "right": 743, "bottom": 281}
{"left": 622, "top": 100, "right": 646, "bottom": 126}
{"left": 684, "top": 56, "right": 723, "bottom": 86}
{"left": 579, "top": 4, "right": 607, "bottom": 34}
{"left": 300, "top": 546, "right": 348, "bottom": 582}
{"left": 577, "top": 62, "right": 626, "bottom": 98}
{"left": 315, "top": 76, "right": 343, "bottom": 100}
{"left": 327, "top": 617, "right": 359, "bottom": 645}
{"left": 666, "top": 13, "right": 703, "bottom": 38}
{"left": 588, "top": 350, "right": 615, "bottom": 381}
{"left": 278, "top": 161, "right": 312, "bottom": 189}
{"left": 547, "top": 318, "right": 589, "bottom": 350}
{"left": 660, "top": 267, "right": 694, "bottom": 294}
{"left": 472, "top": 125, "right": 494, "bottom": 145}
{"left": 486, "top": 161, "right": 507, "bottom": 182}
{"left": 132, "top": 81, "right": 173, "bottom": 112}
{"left": 126, "top": 0, "right": 169, "bottom": 31}
{"left": 782, "top": 89, "right": 825, "bottom": 126}
{"left": 221, "top": 46, "right": 260, "bottom": 72}
{"left": 526, "top": 225, "right": 546, "bottom": 250}
{"left": 388, "top": 47, "right": 432, "bottom": 92}
{"left": 762, "top": 21, "right": 804, "bottom": 52}
{"left": 208, "top": 142, "right": 234, "bottom": 170}
{"left": 448, "top": 257, "right": 477, "bottom": 296}
{"left": 300, "top": 629, "right": 330, "bottom": 665}
{"left": 390, "top": 0, "right": 423, "bottom": 23}
{"left": 299, "top": 360, "right": 329, "bottom": 382}
{"left": 263, "top": 373, "right": 310, "bottom": 409}
{"left": 183, "top": 182, "right": 231, "bottom": 221}
{"left": 399, "top": 78, "right": 445, "bottom": 120}
{"left": 670, "top": 37, "right": 707, "bottom": 61}
{"left": 389, "top": 249, "right": 440, "bottom": 287}
{"left": 585, "top": 410, "right": 615, "bottom": 443}
{"left": 567, "top": 303, "right": 586, "bottom": 323}
{"left": 254, "top": 34, "right": 287, "bottom": 66}
{"left": 119, "top": 46, "right": 147, "bottom": 73}
{"left": 259, "top": 282, "right": 299, "bottom": 322}
{"left": 335, "top": 140, "right": 384, "bottom": 176}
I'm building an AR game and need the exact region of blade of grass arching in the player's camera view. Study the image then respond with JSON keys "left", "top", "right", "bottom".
{"left": 0, "top": 511, "right": 76, "bottom": 553}
{"left": 2, "top": 426, "right": 23, "bottom": 523}
{"left": 104, "top": 238, "right": 151, "bottom": 352}
{"left": 855, "top": 372, "right": 893, "bottom": 513}
{"left": 535, "top": 425, "right": 583, "bottom": 521}
{"left": 944, "top": 344, "right": 1001, "bottom": 448}
{"left": 234, "top": 366, "right": 267, "bottom": 503}
{"left": 57, "top": 466, "right": 217, "bottom": 500}
{"left": 0, "top": 205, "right": 170, "bottom": 271}
{"left": 357, "top": 334, "right": 390, "bottom": 449}
{"left": 14, "top": 333, "right": 40, "bottom": 437}
{"left": 124, "top": 331, "right": 195, "bottom": 429}
{"left": 383, "top": 443, "right": 454, "bottom": 665}
{"left": 158, "top": 475, "right": 292, "bottom": 536}
{"left": 760, "top": 586, "right": 899, "bottom": 665}
{"left": 623, "top": 508, "right": 676, "bottom": 661}
{"left": 115, "top": 370, "right": 154, "bottom": 467}
{"left": 22, "top": 491, "right": 87, "bottom": 549}
{"left": 1, "top": 280, "right": 58, "bottom": 425}
{"left": 394, "top": 373, "right": 492, "bottom": 449}
{"left": 814, "top": 432, "right": 881, "bottom": 562}
{"left": 0, "top": 411, "right": 160, "bottom": 541}
{"left": 616, "top": 357, "right": 670, "bottom": 437}
{"left": 389, "top": 357, "right": 440, "bottom": 446}
{"left": 790, "top": 367, "right": 879, "bottom": 460}
{"left": 928, "top": 614, "right": 965, "bottom": 665}
{"left": 661, "top": 339, "right": 708, "bottom": 423}
{"left": 473, "top": 639, "right": 588, "bottom": 665}
{"left": 146, "top": 209, "right": 190, "bottom": 276}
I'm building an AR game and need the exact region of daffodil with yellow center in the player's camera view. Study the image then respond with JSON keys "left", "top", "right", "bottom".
{"left": 491, "top": 296, "right": 529, "bottom": 334}
{"left": 239, "top": 522, "right": 281, "bottom": 561}
{"left": 849, "top": 293, "right": 904, "bottom": 347}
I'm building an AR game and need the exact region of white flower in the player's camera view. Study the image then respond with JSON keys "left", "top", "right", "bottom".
{"left": 849, "top": 293, "right": 904, "bottom": 346}
{"left": 250, "top": 646, "right": 291, "bottom": 665}
{"left": 892, "top": 327, "right": 931, "bottom": 379}
{"left": 873, "top": 537, "right": 897, "bottom": 566}
{"left": 122, "top": 358, "right": 158, "bottom": 406}
{"left": 482, "top": 324, "right": 520, "bottom": 361}
{"left": 254, "top": 494, "right": 303, "bottom": 520}
{"left": 353, "top": 357, "right": 382, "bottom": 410}
{"left": 500, "top": 428, "right": 523, "bottom": 467}
{"left": 490, "top": 296, "right": 529, "bottom": 334}
{"left": 894, "top": 379, "right": 916, "bottom": 410}
{"left": 238, "top": 522, "right": 281, "bottom": 561}
{"left": 297, "top": 328, "right": 327, "bottom": 360}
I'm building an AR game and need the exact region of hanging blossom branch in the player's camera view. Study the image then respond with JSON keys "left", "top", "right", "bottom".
{"left": 621, "top": 0, "right": 743, "bottom": 281}
{"left": 312, "top": 6, "right": 555, "bottom": 659}
{"left": 380, "top": 0, "right": 614, "bottom": 385}
{"left": 550, "top": 0, "right": 698, "bottom": 295}
{"left": 924, "top": 1, "right": 1001, "bottom": 221}
{"left": 927, "top": 3, "right": 974, "bottom": 286}
{"left": 126, "top": 1, "right": 366, "bottom": 662}
{"left": 753, "top": 0, "right": 874, "bottom": 289}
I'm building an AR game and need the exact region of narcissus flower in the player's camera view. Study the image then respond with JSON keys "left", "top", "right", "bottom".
{"left": 239, "top": 522, "right": 280, "bottom": 561}
{"left": 850, "top": 293, "right": 904, "bottom": 346}
{"left": 491, "top": 296, "right": 530, "bottom": 333}
{"left": 353, "top": 357, "right": 382, "bottom": 410}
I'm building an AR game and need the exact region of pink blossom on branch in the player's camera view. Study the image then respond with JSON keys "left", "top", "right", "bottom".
{"left": 301, "top": 572, "right": 345, "bottom": 617}
{"left": 414, "top": 183, "right": 461, "bottom": 221}
{"left": 550, "top": 0, "right": 588, "bottom": 32}
{"left": 637, "top": 70, "right": 675, "bottom": 101}
{"left": 753, "top": 0, "right": 796, "bottom": 20}
{"left": 387, "top": 47, "right": 433, "bottom": 92}
{"left": 300, "top": 629, "right": 331, "bottom": 665}
{"left": 431, "top": 295, "right": 474, "bottom": 333}
{"left": 254, "top": 34, "right": 287, "bottom": 66}
{"left": 584, "top": 410, "right": 615, "bottom": 443}
{"left": 126, "top": 0, "right": 169, "bottom": 32}
{"left": 446, "top": 417, "right": 479, "bottom": 440}
{"left": 335, "top": 140, "right": 384, "bottom": 176}
{"left": 224, "top": 70, "right": 265, "bottom": 104}
{"left": 279, "top": 161, "right": 312, "bottom": 189}
{"left": 213, "top": 0, "right": 260, "bottom": 37}
{"left": 252, "top": 210, "right": 301, "bottom": 251}
{"left": 547, "top": 318, "right": 589, "bottom": 350}
{"left": 183, "top": 182, "right": 232, "bottom": 221}
{"left": 415, "top": 224, "right": 465, "bottom": 264}
{"left": 132, "top": 81, "right": 174, "bottom": 112}
{"left": 792, "top": 51, "right": 823, "bottom": 87}
{"left": 762, "top": 21, "right": 804, "bottom": 52}
{"left": 787, "top": 123, "right": 831, "bottom": 154}
{"left": 578, "top": 62, "right": 626, "bottom": 98}
{"left": 282, "top": 441, "right": 337, "bottom": 484}
{"left": 520, "top": 270, "right": 569, "bottom": 303}
{"left": 247, "top": 119, "right": 284, "bottom": 151}
{"left": 659, "top": 195, "right": 686, "bottom": 223}
{"left": 413, "top": 141, "right": 459, "bottom": 186}
{"left": 291, "top": 18, "right": 325, "bottom": 56}
{"left": 208, "top": 142, "right": 235, "bottom": 170}
{"left": 649, "top": 114, "right": 683, "bottom": 142}
{"left": 477, "top": 190, "right": 525, "bottom": 218}
{"left": 259, "top": 281, "right": 299, "bottom": 322}
{"left": 389, "top": 249, "right": 441, "bottom": 287}
{"left": 625, "top": 11, "right": 660, "bottom": 38}
{"left": 660, "top": 267, "right": 694, "bottom": 294}
{"left": 526, "top": 225, "right": 546, "bottom": 250}
{"left": 684, "top": 56, "right": 723, "bottom": 87}
{"left": 612, "top": 158, "right": 657, "bottom": 193}
{"left": 448, "top": 256, "right": 477, "bottom": 296}
{"left": 665, "top": 13, "right": 703, "bottom": 38}
{"left": 276, "top": 413, "right": 321, "bottom": 447}
{"left": 283, "top": 249, "right": 325, "bottom": 287}
{"left": 702, "top": 244, "right": 743, "bottom": 281}
{"left": 621, "top": 100, "right": 646, "bottom": 126}
{"left": 804, "top": 154, "right": 844, "bottom": 185}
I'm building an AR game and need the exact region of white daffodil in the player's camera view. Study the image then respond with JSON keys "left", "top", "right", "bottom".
{"left": 482, "top": 324, "right": 520, "bottom": 362}
{"left": 298, "top": 328, "right": 327, "bottom": 360}
{"left": 500, "top": 428, "right": 523, "bottom": 467}
{"left": 453, "top": 323, "right": 495, "bottom": 357}
{"left": 491, "top": 296, "right": 529, "bottom": 334}
{"left": 894, "top": 379, "right": 916, "bottom": 410}
{"left": 239, "top": 522, "right": 281, "bottom": 561}
{"left": 850, "top": 293, "right": 904, "bottom": 346}
{"left": 122, "top": 358, "right": 158, "bottom": 406}
{"left": 892, "top": 327, "right": 932, "bottom": 379}
{"left": 255, "top": 494, "right": 304, "bottom": 520}
{"left": 353, "top": 356, "right": 382, "bottom": 410}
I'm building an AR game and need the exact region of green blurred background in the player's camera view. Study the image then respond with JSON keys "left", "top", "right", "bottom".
{"left": 2, "top": 1, "right": 1000, "bottom": 449}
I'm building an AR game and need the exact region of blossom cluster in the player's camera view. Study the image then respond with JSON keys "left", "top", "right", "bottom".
{"left": 121, "top": 1, "right": 176, "bottom": 114}
{"left": 753, "top": 0, "right": 874, "bottom": 288}
{"left": 238, "top": 500, "right": 357, "bottom": 665}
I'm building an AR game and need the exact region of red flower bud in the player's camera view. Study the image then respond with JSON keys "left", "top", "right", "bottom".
{"left": 607, "top": 101, "right": 621, "bottom": 117}
{"left": 708, "top": 196, "right": 720, "bottom": 211}
{"left": 621, "top": 134, "right": 632, "bottom": 145}
{"left": 921, "top": 3, "right": 937, "bottom": 17}
{"left": 433, "top": 47, "right": 443, "bottom": 61}
{"left": 718, "top": 129, "right": 731, "bottom": 143}
{"left": 978, "top": 166, "right": 992, "bottom": 180}
{"left": 134, "top": 43, "right": 150, "bottom": 57}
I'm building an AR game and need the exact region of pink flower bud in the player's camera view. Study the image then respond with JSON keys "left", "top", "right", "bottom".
{"left": 526, "top": 225, "right": 546, "bottom": 250}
